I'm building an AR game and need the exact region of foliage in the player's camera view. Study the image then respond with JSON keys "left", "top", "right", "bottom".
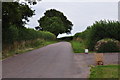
{"left": 95, "top": 38, "right": 120, "bottom": 53}
{"left": 2, "top": 2, "right": 56, "bottom": 46}
{"left": 2, "top": 2, "right": 35, "bottom": 44}
{"left": 3, "top": 27, "right": 56, "bottom": 45}
{"left": 2, "top": 2, "right": 57, "bottom": 59}
{"left": 70, "top": 41, "right": 85, "bottom": 53}
{"left": 38, "top": 9, "right": 73, "bottom": 36}
{"left": 3, "top": 25, "right": 19, "bottom": 44}
{"left": 14, "top": 0, "right": 41, "bottom": 5}
{"left": 86, "top": 20, "right": 120, "bottom": 51}
{"left": 73, "top": 27, "right": 91, "bottom": 49}
{"left": 73, "top": 20, "right": 120, "bottom": 52}
{"left": 2, "top": 2, "right": 35, "bottom": 29}
{"left": 74, "top": 27, "right": 91, "bottom": 40}
{"left": 39, "top": 16, "right": 65, "bottom": 36}
{"left": 58, "top": 36, "right": 73, "bottom": 41}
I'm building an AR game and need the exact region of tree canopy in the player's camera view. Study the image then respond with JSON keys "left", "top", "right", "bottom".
{"left": 14, "top": 0, "right": 41, "bottom": 5}
{"left": 2, "top": 2, "right": 35, "bottom": 29}
{"left": 2, "top": 2, "right": 35, "bottom": 44}
{"left": 38, "top": 9, "right": 73, "bottom": 36}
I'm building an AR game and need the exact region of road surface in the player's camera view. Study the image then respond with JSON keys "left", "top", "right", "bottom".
{"left": 2, "top": 42, "right": 118, "bottom": 78}
{"left": 3, "top": 42, "right": 76, "bottom": 78}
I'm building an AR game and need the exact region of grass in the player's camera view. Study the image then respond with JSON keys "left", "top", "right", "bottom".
{"left": 2, "top": 40, "right": 57, "bottom": 60}
{"left": 70, "top": 40, "right": 85, "bottom": 53}
{"left": 89, "top": 65, "right": 119, "bottom": 78}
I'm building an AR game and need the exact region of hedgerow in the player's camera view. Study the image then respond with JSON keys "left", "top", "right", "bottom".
{"left": 2, "top": 25, "right": 56, "bottom": 55}
{"left": 86, "top": 20, "right": 120, "bottom": 51}
{"left": 3, "top": 26, "right": 56, "bottom": 45}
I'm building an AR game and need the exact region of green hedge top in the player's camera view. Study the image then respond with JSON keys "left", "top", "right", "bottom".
{"left": 3, "top": 26, "right": 56, "bottom": 44}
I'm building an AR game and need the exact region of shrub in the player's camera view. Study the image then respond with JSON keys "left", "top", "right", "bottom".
{"left": 74, "top": 27, "right": 90, "bottom": 40}
{"left": 95, "top": 38, "right": 120, "bottom": 53}
{"left": 31, "top": 39, "right": 45, "bottom": 47}
{"left": 3, "top": 25, "right": 19, "bottom": 44}
{"left": 58, "top": 36, "right": 73, "bottom": 41}
{"left": 3, "top": 27, "right": 56, "bottom": 45}
{"left": 87, "top": 20, "right": 120, "bottom": 51}
{"left": 3, "top": 26, "right": 56, "bottom": 54}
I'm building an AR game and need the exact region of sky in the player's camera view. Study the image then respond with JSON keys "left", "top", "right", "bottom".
{"left": 24, "top": 0, "right": 118, "bottom": 38}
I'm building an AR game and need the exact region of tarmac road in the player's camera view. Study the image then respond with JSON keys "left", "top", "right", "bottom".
{"left": 2, "top": 42, "right": 75, "bottom": 78}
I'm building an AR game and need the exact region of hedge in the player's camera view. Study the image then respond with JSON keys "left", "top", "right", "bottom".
{"left": 86, "top": 20, "right": 120, "bottom": 51}
{"left": 3, "top": 25, "right": 56, "bottom": 45}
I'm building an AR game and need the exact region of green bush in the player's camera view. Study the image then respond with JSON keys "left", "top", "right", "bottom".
{"left": 31, "top": 39, "right": 44, "bottom": 47}
{"left": 95, "top": 38, "right": 120, "bottom": 53}
{"left": 3, "top": 25, "right": 19, "bottom": 44}
{"left": 74, "top": 27, "right": 90, "bottom": 40}
{"left": 3, "top": 27, "right": 56, "bottom": 45}
{"left": 86, "top": 20, "right": 120, "bottom": 51}
{"left": 58, "top": 36, "right": 73, "bottom": 41}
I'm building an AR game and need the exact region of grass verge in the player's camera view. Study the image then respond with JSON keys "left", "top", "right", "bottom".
{"left": 89, "top": 65, "right": 119, "bottom": 78}
{"left": 70, "top": 40, "right": 85, "bottom": 53}
{"left": 2, "top": 40, "right": 57, "bottom": 60}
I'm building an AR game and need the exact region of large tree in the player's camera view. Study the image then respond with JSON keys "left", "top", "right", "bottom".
{"left": 38, "top": 9, "right": 73, "bottom": 37}
{"left": 2, "top": 2, "right": 35, "bottom": 29}
{"left": 2, "top": 2, "right": 35, "bottom": 44}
